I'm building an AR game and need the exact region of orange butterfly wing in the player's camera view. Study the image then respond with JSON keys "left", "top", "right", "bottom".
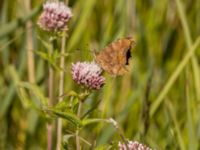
{"left": 95, "top": 37, "right": 135, "bottom": 76}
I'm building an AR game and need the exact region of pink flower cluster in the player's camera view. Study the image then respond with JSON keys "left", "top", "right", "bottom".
{"left": 71, "top": 62, "right": 105, "bottom": 90}
{"left": 38, "top": 1, "right": 72, "bottom": 32}
{"left": 118, "top": 141, "right": 152, "bottom": 150}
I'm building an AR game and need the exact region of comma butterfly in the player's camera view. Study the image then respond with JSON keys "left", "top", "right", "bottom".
{"left": 95, "top": 37, "right": 135, "bottom": 76}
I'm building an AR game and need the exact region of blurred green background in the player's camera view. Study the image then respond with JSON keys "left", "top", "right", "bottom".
{"left": 0, "top": 0, "right": 200, "bottom": 149}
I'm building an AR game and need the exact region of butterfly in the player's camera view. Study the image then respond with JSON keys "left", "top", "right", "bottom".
{"left": 95, "top": 37, "right": 135, "bottom": 76}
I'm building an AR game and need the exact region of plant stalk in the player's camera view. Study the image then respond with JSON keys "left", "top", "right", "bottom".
{"left": 56, "top": 33, "right": 66, "bottom": 150}
{"left": 25, "top": 0, "right": 35, "bottom": 83}
{"left": 47, "top": 41, "right": 54, "bottom": 150}
{"left": 56, "top": 0, "right": 69, "bottom": 147}
{"left": 76, "top": 101, "right": 82, "bottom": 150}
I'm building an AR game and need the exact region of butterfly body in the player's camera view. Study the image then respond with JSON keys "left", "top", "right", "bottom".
{"left": 95, "top": 37, "right": 135, "bottom": 76}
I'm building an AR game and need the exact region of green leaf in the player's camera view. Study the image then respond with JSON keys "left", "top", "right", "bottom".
{"left": 54, "top": 100, "right": 69, "bottom": 111}
{"left": 0, "top": 5, "right": 42, "bottom": 39}
{"left": 37, "top": 35, "right": 52, "bottom": 50}
{"left": 59, "top": 90, "right": 78, "bottom": 98}
{"left": 0, "top": 66, "right": 27, "bottom": 117}
{"left": 34, "top": 50, "right": 62, "bottom": 71}
{"left": 34, "top": 50, "right": 49, "bottom": 61}
{"left": 47, "top": 108, "right": 82, "bottom": 127}
{"left": 17, "top": 86, "right": 34, "bottom": 108}
{"left": 55, "top": 90, "right": 79, "bottom": 110}
{"left": 82, "top": 118, "right": 107, "bottom": 126}
{"left": 63, "top": 134, "right": 75, "bottom": 143}
{"left": 67, "top": 0, "right": 96, "bottom": 51}
{"left": 18, "top": 82, "right": 48, "bottom": 107}
{"left": 150, "top": 37, "right": 200, "bottom": 117}
{"left": 95, "top": 144, "right": 111, "bottom": 150}
{"left": 81, "top": 99, "right": 101, "bottom": 119}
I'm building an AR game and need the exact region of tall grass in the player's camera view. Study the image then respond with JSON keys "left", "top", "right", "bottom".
{"left": 0, "top": 0, "right": 200, "bottom": 149}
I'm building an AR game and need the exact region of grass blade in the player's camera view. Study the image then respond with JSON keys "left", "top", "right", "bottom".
{"left": 150, "top": 37, "right": 200, "bottom": 117}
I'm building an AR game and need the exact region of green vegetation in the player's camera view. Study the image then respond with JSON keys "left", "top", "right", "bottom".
{"left": 0, "top": 0, "right": 200, "bottom": 149}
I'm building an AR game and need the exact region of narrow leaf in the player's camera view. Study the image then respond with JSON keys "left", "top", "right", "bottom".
{"left": 47, "top": 108, "right": 82, "bottom": 126}
{"left": 19, "top": 82, "right": 48, "bottom": 106}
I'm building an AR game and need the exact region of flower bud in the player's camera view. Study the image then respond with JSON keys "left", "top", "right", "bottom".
{"left": 118, "top": 141, "right": 152, "bottom": 150}
{"left": 38, "top": 1, "right": 72, "bottom": 32}
{"left": 71, "top": 61, "right": 105, "bottom": 90}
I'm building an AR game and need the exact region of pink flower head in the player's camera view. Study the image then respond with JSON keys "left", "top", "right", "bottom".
{"left": 71, "top": 61, "right": 105, "bottom": 90}
{"left": 38, "top": 1, "right": 72, "bottom": 32}
{"left": 118, "top": 141, "right": 152, "bottom": 150}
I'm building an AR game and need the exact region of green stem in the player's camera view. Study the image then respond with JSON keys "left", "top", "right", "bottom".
{"left": 76, "top": 101, "right": 82, "bottom": 150}
{"left": 25, "top": 0, "right": 35, "bottom": 83}
{"left": 56, "top": 33, "right": 67, "bottom": 150}
{"left": 47, "top": 40, "right": 54, "bottom": 150}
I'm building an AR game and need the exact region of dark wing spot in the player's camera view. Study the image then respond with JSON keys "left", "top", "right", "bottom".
{"left": 125, "top": 47, "right": 131, "bottom": 65}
